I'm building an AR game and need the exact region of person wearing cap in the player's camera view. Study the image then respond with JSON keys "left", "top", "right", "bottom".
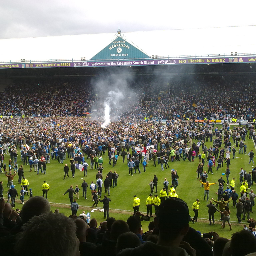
{"left": 146, "top": 194, "right": 154, "bottom": 217}
{"left": 192, "top": 199, "right": 200, "bottom": 223}
{"left": 133, "top": 195, "right": 140, "bottom": 215}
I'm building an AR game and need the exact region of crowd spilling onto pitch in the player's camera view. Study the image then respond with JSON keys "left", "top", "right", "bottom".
{"left": 1, "top": 77, "right": 256, "bottom": 255}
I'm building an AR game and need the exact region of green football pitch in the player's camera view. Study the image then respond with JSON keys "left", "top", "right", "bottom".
{"left": 2, "top": 125, "right": 255, "bottom": 239}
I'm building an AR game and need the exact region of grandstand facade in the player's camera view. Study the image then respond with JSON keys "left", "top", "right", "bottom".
{"left": 0, "top": 30, "right": 256, "bottom": 83}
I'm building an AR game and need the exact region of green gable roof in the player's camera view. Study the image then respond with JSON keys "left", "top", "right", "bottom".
{"left": 90, "top": 33, "right": 150, "bottom": 61}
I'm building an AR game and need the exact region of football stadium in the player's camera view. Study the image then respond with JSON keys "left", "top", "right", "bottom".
{"left": 1, "top": 28, "right": 256, "bottom": 255}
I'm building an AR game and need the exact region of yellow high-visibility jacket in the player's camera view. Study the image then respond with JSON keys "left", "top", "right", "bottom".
{"left": 160, "top": 189, "right": 167, "bottom": 198}
{"left": 42, "top": 183, "right": 50, "bottom": 190}
{"left": 153, "top": 196, "right": 161, "bottom": 206}
{"left": 168, "top": 191, "right": 178, "bottom": 198}
{"left": 133, "top": 197, "right": 140, "bottom": 207}
{"left": 146, "top": 196, "right": 154, "bottom": 205}
{"left": 21, "top": 179, "right": 29, "bottom": 186}
{"left": 192, "top": 201, "right": 200, "bottom": 210}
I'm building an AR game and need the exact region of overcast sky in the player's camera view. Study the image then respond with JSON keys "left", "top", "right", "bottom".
{"left": 0, "top": 0, "right": 255, "bottom": 39}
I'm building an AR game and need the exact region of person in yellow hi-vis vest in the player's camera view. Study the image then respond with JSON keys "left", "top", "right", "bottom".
{"left": 21, "top": 177, "right": 29, "bottom": 196}
{"left": 146, "top": 194, "right": 154, "bottom": 217}
{"left": 230, "top": 178, "right": 236, "bottom": 190}
{"left": 240, "top": 183, "right": 247, "bottom": 197}
{"left": 159, "top": 188, "right": 167, "bottom": 204}
{"left": 133, "top": 195, "right": 140, "bottom": 215}
{"left": 168, "top": 189, "right": 178, "bottom": 198}
{"left": 169, "top": 185, "right": 176, "bottom": 193}
{"left": 42, "top": 181, "right": 50, "bottom": 199}
{"left": 192, "top": 199, "right": 200, "bottom": 223}
{"left": 153, "top": 194, "right": 161, "bottom": 215}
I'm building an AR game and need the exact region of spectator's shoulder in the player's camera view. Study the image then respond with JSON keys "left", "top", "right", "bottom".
{"left": 117, "top": 242, "right": 188, "bottom": 256}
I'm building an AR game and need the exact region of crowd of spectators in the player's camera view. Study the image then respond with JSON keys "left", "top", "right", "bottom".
{"left": 0, "top": 74, "right": 256, "bottom": 255}
{"left": 0, "top": 75, "right": 256, "bottom": 121}
{"left": 0, "top": 80, "right": 95, "bottom": 117}
{"left": 2, "top": 196, "right": 256, "bottom": 256}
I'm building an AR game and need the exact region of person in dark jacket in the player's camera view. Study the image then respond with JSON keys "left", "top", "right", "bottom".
{"left": 92, "top": 191, "right": 98, "bottom": 207}
{"left": 71, "top": 199, "right": 79, "bottom": 215}
{"left": 17, "top": 165, "right": 24, "bottom": 184}
{"left": 153, "top": 174, "right": 158, "bottom": 193}
{"left": 236, "top": 198, "right": 243, "bottom": 223}
{"left": 217, "top": 184, "right": 224, "bottom": 201}
{"left": 243, "top": 197, "right": 251, "bottom": 220}
{"left": 107, "top": 171, "right": 113, "bottom": 187}
{"left": 112, "top": 171, "right": 118, "bottom": 188}
{"left": 63, "top": 164, "right": 69, "bottom": 179}
{"left": 71, "top": 162, "right": 76, "bottom": 178}
{"left": 100, "top": 195, "right": 111, "bottom": 219}
{"left": 81, "top": 180, "right": 88, "bottom": 199}
{"left": 231, "top": 190, "right": 239, "bottom": 207}
{"left": 218, "top": 176, "right": 225, "bottom": 186}
{"left": 0, "top": 181, "right": 4, "bottom": 197}
{"left": 104, "top": 176, "right": 111, "bottom": 196}
{"left": 8, "top": 185, "right": 18, "bottom": 207}
{"left": 63, "top": 185, "right": 75, "bottom": 205}
{"left": 207, "top": 201, "right": 217, "bottom": 225}
{"left": 134, "top": 158, "right": 141, "bottom": 174}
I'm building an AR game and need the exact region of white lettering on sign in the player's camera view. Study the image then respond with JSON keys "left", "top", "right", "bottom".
{"left": 109, "top": 41, "right": 130, "bottom": 50}
{"left": 110, "top": 53, "right": 128, "bottom": 57}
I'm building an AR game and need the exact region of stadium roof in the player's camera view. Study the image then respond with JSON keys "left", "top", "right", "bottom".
{"left": 0, "top": 26, "right": 255, "bottom": 63}
{"left": 90, "top": 30, "right": 150, "bottom": 61}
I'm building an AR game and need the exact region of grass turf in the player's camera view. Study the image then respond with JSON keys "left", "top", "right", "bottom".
{"left": 1, "top": 125, "right": 255, "bottom": 239}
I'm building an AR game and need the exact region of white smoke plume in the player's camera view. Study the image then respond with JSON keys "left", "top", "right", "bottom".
{"left": 101, "top": 102, "right": 110, "bottom": 128}
{"left": 90, "top": 68, "right": 138, "bottom": 126}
